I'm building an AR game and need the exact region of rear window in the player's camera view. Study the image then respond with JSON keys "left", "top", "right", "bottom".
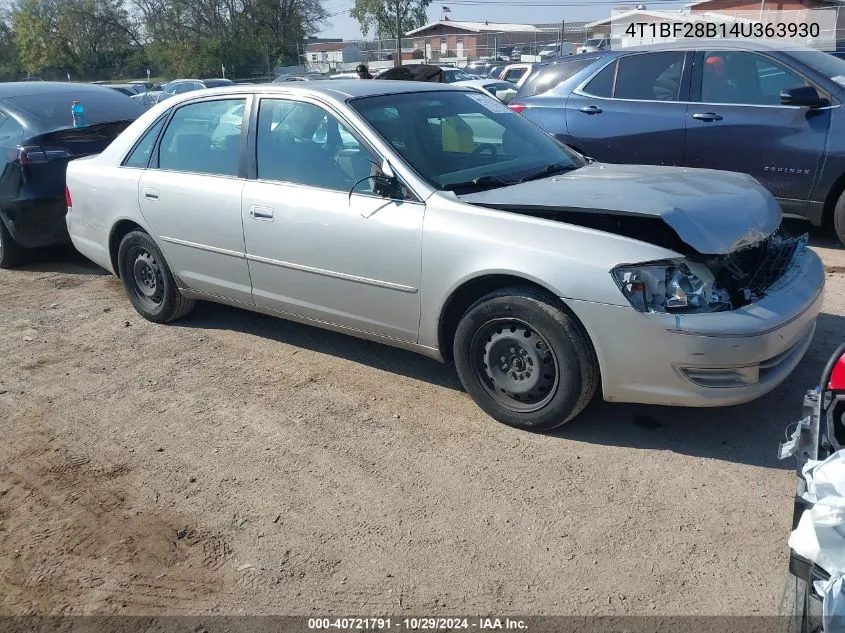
{"left": 2, "top": 89, "right": 142, "bottom": 130}
{"left": 518, "top": 57, "right": 600, "bottom": 97}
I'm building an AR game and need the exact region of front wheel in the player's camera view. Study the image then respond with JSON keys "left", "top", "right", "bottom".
{"left": 834, "top": 189, "right": 845, "bottom": 246}
{"left": 117, "top": 230, "right": 194, "bottom": 323}
{"left": 453, "top": 287, "right": 598, "bottom": 431}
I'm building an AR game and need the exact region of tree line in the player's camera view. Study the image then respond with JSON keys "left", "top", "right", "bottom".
{"left": 0, "top": 0, "right": 431, "bottom": 82}
{"left": 0, "top": 0, "right": 328, "bottom": 81}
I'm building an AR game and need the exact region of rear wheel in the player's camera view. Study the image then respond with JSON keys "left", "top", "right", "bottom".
{"left": 0, "top": 219, "right": 23, "bottom": 269}
{"left": 834, "top": 189, "right": 845, "bottom": 246}
{"left": 453, "top": 287, "right": 598, "bottom": 431}
{"left": 117, "top": 231, "right": 194, "bottom": 323}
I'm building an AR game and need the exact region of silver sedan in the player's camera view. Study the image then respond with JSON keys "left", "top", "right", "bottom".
{"left": 65, "top": 81, "right": 824, "bottom": 430}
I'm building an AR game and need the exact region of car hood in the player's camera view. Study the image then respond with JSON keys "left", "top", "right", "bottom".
{"left": 459, "top": 163, "right": 781, "bottom": 255}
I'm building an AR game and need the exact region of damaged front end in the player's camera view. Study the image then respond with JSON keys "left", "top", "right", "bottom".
{"left": 612, "top": 229, "right": 808, "bottom": 314}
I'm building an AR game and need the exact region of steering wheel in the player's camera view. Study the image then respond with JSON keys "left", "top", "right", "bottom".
{"left": 472, "top": 143, "right": 498, "bottom": 156}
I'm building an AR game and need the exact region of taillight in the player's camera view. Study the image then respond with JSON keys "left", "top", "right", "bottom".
{"left": 16, "top": 145, "right": 73, "bottom": 165}
{"left": 65, "top": 186, "right": 72, "bottom": 208}
{"left": 508, "top": 103, "right": 526, "bottom": 114}
{"left": 830, "top": 353, "right": 845, "bottom": 391}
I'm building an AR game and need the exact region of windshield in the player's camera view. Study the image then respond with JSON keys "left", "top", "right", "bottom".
{"left": 790, "top": 50, "right": 845, "bottom": 82}
{"left": 349, "top": 90, "right": 583, "bottom": 192}
{"left": 583, "top": 39, "right": 604, "bottom": 46}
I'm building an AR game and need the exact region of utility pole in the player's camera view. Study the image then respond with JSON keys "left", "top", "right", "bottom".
{"left": 395, "top": 0, "right": 402, "bottom": 67}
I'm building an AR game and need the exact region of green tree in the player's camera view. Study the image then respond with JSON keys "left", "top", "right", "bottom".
{"left": 12, "top": 0, "right": 141, "bottom": 79}
{"left": 0, "top": 11, "right": 22, "bottom": 80}
{"left": 350, "top": 0, "right": 429, "bottom": 40}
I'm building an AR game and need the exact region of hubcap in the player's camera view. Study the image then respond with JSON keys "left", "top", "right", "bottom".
{"left": 133, "top": 253, "right": 158, "bottom": 297}
{"left": 474, "top": 320, "right": 559, "bottom": 412}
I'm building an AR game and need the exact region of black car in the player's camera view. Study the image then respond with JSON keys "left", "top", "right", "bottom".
{"left": 508, "top": 42, "right": 845, "bottom": 244}
{"left": 0, "top": 82, "right": 143, "bottom": 267}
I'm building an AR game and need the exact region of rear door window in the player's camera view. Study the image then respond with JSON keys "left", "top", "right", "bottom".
{"left": 157, "top": 98, "right": 246, "bottom": 176}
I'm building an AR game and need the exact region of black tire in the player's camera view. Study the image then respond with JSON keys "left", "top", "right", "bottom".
{"left": 117, "top": 230, "right": 194, "bottom": 323}
{"left": 836, "top": 189, "right": 845, "bottom": 246}
{"left": 0, "top": 218, "right": 23, "bottom": 269}
{"left": 453, "top": 286, "right": 599, "bottom": 431}
{"left": 785, "top": 576, "right": 823, "bottom": 633}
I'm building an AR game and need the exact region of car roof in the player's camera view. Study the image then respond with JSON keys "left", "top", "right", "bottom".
{"left": 601, "top": 40, "right": 820, "bottom": 55}
{"left": 0, "top": 81, "right": 124, "bottom": 98}
{"left": 179, "top": 80, "right": 472, "bottom": 100}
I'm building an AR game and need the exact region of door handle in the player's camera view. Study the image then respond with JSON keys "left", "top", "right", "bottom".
{"left": 579, "top": 105, "right": 603, "bottom": 114}
{"left": 691, "top": 112, "right": 723, "bottom": 122}
{"left": 143, "top": 188, "right": 159, "bottom": 200}
{"left": 249, "top": 205, "right": 274, "bottom": 221}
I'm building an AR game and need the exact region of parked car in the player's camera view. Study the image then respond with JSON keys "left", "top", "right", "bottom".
{"left": 487, "top": 66, "right": 503, "bottom": 79}
{"left": 104, "top": 83, "right": 143, "bottom": 97}
{"left": 498, "top": 63, "right": 534, "bottom": 86}
{"left": 273, "top": 73, "right": 329, "bottom": 82}
{"left": 507, "top": 41, "right": 845, "bottom": 244}
{"left": 464, "top": 61, "right": 495, "bottom": 77}
{"left": 579, "top": 38, "right": 609, "bottom": 53}
{"left": 0, "top": 82, "right": 143, "bottom": 267}
{"left": 440, "top": 67, "right": 476, "bottom": 83}
{"left": 157, "top": 78, "right": 235, "bottom": 102}
{"left": 453, "top": 79, "right": 518, "bottom": 103}
{"left": 65, "top": 81, "right": 823, "bottom": 430}
{"left": 510, "top": 47, "right": 525, "bottom": 62}
{"left": 496, "top": 46, "right": 514, "bottom": 60}
{"left": 538, "top": 42, "right": 577, "bottom": 59}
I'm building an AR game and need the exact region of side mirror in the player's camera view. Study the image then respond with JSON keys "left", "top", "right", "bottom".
{"left": 372, "top": 160, "right": 399, "bottom": 198}
{"left": 780, "top": 85, "right": 827, "bottom": 108}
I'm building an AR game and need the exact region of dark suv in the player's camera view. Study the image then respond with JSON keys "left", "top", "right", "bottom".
{"left": 508, "top": 43, "right": 845, "bottom": 244}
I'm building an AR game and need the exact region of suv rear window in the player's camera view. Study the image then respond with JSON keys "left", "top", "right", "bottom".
{"left": 518, "top": 57, "right": 599, "bottom": 97}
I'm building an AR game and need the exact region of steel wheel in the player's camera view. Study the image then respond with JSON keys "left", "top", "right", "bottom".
{"left": 471, "top": 318, "right": 560, "bottom": 413}
{"left": 127, "top": 246, "right": 165, "bottom": 310}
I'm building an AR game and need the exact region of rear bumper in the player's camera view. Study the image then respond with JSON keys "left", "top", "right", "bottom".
{"left": 0, "top": 197, "right": 70, "bottom": 249}
{"left": 566, "top": 248, "right": 825, "bottom": 407}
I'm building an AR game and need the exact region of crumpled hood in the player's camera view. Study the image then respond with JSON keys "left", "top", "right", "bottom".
{"left": 459, "top": 163, "right": 781, "bottom": 255}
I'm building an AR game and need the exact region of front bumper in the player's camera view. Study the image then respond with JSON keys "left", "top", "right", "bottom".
{"left": 566, "top": 248, "right": 825, "bottom": 407}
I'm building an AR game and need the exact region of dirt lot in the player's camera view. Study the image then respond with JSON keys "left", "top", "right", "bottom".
{"left": 1, "top": 226, "right": 844, "bottom": 617}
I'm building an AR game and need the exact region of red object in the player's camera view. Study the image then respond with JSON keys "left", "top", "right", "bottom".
{"left": 705, "top": 55, "right": 725, "bottom": 76}
{"left": 508, "top": 103, "right": 526, "bottom": 114}
{"left": 830, "top": 353, "right": 845, "bottom": 390}
{"left": 65, "top": 186, "right": 72, "bottom": 208}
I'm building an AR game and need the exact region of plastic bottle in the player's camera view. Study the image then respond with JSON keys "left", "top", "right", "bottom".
{"left": 71, "top": 100, "right": 85, "bottom": 128}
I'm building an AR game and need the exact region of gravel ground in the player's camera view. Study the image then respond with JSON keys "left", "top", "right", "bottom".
{"left": 1, "top": 227, "right": 844, "bottom": 617}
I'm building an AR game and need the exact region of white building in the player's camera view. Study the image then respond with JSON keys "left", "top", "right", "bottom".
{"left": 305, "top": 43, "right": 363, "bottom": 71}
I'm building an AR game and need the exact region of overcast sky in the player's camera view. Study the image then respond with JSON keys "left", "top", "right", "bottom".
{"left": 317, "top": 0, "right": 690, "bottom": 40}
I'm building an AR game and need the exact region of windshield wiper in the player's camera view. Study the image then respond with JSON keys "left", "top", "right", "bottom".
{"left": 519, "top": 162, "right": 575, "bottom": 183}
{"left": 443, "top": 174, "right": 518, "bottom": 192}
